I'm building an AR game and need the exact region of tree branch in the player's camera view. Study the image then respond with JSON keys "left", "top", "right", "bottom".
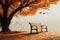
{"left": 25, "top": 0, "right": 37, "bottom": 6}
{"left": 8, "top": 6, "right": 22, "bottom": 20}
{"left": 4, "top": 0, "right": 10, "bottom": 6}
{"left": 5, "top": 0, "right": 9, "bottom": 3}
{"left": 29, "top": 0, "right": 37, "bottom": 4}
{"left": 22, "top": 0, "right": 27, "bottom": 4}
{"left": 22, "top": 0, "right": 29, "bottom": 6}
{"left": 9, "top": 0, "right": 15, "bottom": 6}
{"left": 0, "top": 14, "right": 3, "bottom": 22}
{"left": 27, "top": 0, "right": 29, "bottom": 4}
{"left": 2, "top": 0, "right": 11, "bottom": 18}
{"left": 0, "top": 0, "right": 3, "bottom": 6}
{"left": 8, "top": 0, "right": 37, "bottom": 21}
{"left": 0, "top": 14, "right": 2, "bottom": 18}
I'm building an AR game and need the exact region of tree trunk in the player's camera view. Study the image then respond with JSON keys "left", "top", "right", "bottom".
{"left": 0, "top": 5, "right": 11, "bottom": 32}
{"left": 1, "top": 25, "right": 10, "bottom": 32}
{"left": 1, "top": 17, "right": 11, "bottom": 32}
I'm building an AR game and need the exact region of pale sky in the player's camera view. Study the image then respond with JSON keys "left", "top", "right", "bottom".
{"left": 9, "top": 1, "right": 60, "bottom": 32}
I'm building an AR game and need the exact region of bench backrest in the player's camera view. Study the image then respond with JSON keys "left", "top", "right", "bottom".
{"left": 29, "top": 23, "right": 41, "bottom": 27}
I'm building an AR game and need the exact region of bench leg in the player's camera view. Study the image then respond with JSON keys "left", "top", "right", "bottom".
{"left": 30, "top": 27, "right": 38, "bottom": 34}
{"left": 41, "top": 27, "right": 42, "bottom": 32}
{"left": 41, "top": 25, "right": 48, "bottom": 32}
{"left": 30, "top": 27, "right": 32, "bottom": 34}
{"left": 36, "top": 27, "right": 38, "bottom": 33}
{"left": 30, "top": 29, "right": 38, "bottom": 34}
{"left": 36, "top": 29, "right": 38, "bottom": 34}
{"left": 46, "top": 27, "right": 48, "bottom": 32}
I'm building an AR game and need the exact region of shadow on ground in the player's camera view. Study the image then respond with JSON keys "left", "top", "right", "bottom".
{"left": 0, "top": 32, "right": 60, "bottom": 40}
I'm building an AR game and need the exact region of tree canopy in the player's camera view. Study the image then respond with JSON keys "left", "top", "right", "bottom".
{"left": 0, "top": 0, "right": 59, "bottom": 16}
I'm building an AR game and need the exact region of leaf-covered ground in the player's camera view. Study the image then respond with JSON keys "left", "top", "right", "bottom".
{"left": 0, "top": 32, "right": 60, "bottom": 40}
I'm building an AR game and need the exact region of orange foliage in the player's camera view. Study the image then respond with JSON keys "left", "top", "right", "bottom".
{"left": 49, "top": 0, "right": 59, "bottom": 4}
{"left": 20, "top": 7, "right": 37, "bottom": 16}
{"left": 20, "top": 0, "right": 59, "bottom": 16}
{"left": 0, "top": 5, "right": 3, "bottom": 14}
{"left": 0, "top": 0, "right": 59, "bottom": 16}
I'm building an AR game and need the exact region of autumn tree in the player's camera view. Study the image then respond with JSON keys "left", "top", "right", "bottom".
{"left": 0, "top": 0, "right": 59, "bottom": 32}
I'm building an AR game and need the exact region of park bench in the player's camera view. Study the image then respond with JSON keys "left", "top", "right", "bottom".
{"left": 29, "top": 22, "right": 48, "bottom": 34}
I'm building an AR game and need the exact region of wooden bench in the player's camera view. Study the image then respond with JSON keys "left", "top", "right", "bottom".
{"left": 29, "top": 22, "right": 48, "bottom": 34}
